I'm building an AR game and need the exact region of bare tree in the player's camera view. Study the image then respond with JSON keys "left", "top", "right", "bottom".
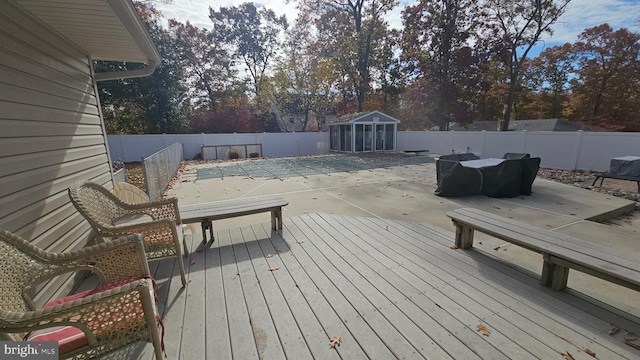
{"left": 484, "top": 0, "right": 570, "bottom": 130}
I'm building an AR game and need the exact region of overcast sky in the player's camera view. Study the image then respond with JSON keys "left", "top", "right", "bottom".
{"left": 153, "top": 0, "right": 640, "bottom": 51}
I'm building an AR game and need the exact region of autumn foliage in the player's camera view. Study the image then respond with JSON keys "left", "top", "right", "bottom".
{"left": 99, "top": 1, "right": 640, "bottom": 134}
{"left": 188, "top": 97, "right": 264, "bottom": 133}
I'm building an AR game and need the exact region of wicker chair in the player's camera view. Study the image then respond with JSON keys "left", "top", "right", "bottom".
{"left": 113, "top": 182, "right": 150, "bottom": 204}
{"left": 68, "top": 181, "right": 187, "bottom": 286}
{"left": 0, "top": 230, "right": 164, "bottom": 359}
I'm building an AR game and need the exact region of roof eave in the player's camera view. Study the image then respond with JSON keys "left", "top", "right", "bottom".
{"left": 95, "top": 0, "right": 161, "bottom": 81}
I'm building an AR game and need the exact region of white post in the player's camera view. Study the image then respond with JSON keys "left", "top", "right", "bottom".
{"left": 572, "top": 130, "right": 584, "bottom": 171}
{"left": 451, "top": 130, "right": 455, "bottom": 154}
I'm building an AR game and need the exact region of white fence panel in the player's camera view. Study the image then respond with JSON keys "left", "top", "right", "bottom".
{"left": 396, "top": 132, "right": 428, "bottom": 151}
{"left": 522, "top": 132, "right": 582, "bottom": 170}
{"left": 577, "top": 132, "right": 640, "bottom": 171}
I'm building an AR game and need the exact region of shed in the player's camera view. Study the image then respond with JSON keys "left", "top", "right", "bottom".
{"left": 0, "top": 0, "right": 160, "bottom": 304}
{"left": 328, "top": 111, "right": 400, "bottom": 153}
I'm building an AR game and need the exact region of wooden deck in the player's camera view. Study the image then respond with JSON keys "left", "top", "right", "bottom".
{"left": 125, "top": 213, "right": 640, "bottom": 359}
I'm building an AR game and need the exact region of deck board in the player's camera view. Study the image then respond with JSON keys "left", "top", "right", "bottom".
{"left": 121, "top": 213, "right": 640, "bottom": 360}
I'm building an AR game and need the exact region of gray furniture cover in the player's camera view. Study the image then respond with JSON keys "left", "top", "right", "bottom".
{"left": 609, "top": 156, "right": 640, "bottom": 177}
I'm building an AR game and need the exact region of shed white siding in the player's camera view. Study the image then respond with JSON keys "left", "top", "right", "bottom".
{"left": 0, "top": 1, "right": 113, "bottom": 304}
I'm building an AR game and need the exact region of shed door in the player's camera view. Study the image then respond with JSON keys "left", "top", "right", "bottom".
{"left": 355, "top": 124, "right": 373, "bottom": 152}
{"left": 376, "top": 124, "right": 395, "bottom": 150}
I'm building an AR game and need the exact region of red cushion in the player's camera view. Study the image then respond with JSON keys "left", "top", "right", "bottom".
{"left": 26, "top": 277, "right": 148, "bottom": 355}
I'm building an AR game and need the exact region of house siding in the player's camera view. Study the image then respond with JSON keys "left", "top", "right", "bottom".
{"left": 0, "top": 1, "right": 113, "bottom": 305}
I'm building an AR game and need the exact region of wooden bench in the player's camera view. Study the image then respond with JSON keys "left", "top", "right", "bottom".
{"left": 179, "top": 197, "right": 288, "bottom": 254}
{"left": 447, "top": 208, "right": 640, "bottom": 292}
{"left": 592, "top": 172, "right": 640, "bottom": 192}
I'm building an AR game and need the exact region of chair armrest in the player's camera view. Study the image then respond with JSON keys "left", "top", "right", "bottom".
{"left": 0, "top": 279, "right": 157, "bottom": 345}
{"left": 99, "top": 219, "right": 177, "bottom": 238}
{"left": 48, "top": 234, "right": 151, "bottom": 285}
{"left": 119, "top": 197, "right": 181, "bottom": 222}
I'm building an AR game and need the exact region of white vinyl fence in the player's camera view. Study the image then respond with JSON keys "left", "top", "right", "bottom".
{"left": 108, "top": 131, "right": 640, "bottom": 172}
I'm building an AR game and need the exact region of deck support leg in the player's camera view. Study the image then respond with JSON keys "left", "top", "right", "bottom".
{"left": 453, "top": 222, "right": 474, "bottom": 249}
{"left": 201, "top": 219, "right": 214, "bottom": 243}
{"left": 541, "top": 254, "right": 569, "bottom": 291}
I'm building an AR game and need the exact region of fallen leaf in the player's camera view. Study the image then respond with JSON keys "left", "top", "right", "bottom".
{"left": 266, "top": 254, "right": 273, "bottom": 258}
{"left": 624, "top": 332, "right": 637, "bottom": 341}
{"left": 189, "top": 258, "right": 196, "bottom": 266}
{"left": 297, "top": 240, "right": 304, "bottom": 244}
{"left": 561, "top": 352, "right": 576, "bottom": 360}
{"left": 449, "top": 244, "right": 459, "bottom": 249}
{"left": 493, "top": 206, "right": 501, "bottom": 209}
{"left": 329, "top": 336, "right": 342, "bottom": 349}
{"left": 268, "top": 266, "right": 280, "bottom": 272}
{"left": 560, "top": 337, "right": 575, "bottom": 346}
{"left": 385, "top": 225, "right": 389, "bottom": 231}
{"left": 584, "top": 348, "right": 596, "bottom": 357}
{"left": 477, "top": 324, "right": 490, "bottom": 336}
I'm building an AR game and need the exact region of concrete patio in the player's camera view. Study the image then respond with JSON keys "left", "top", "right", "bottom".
{"left": 120, "top": 153, "right": 640, "bottom": 359}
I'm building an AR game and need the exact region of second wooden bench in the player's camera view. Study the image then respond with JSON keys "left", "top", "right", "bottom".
{"left": 179, "top": 196, "right": 288, "bottom": 254}
{"left": 447, "top": 207, "right": 640, "bottom": 292}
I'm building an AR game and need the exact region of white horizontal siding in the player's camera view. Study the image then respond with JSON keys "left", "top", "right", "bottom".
{"left": 0, "top": 1, "right": 113, "bottom": 305}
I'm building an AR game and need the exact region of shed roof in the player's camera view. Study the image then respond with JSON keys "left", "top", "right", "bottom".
{"left": 328, "top": 111, "right": 401, "bottom": 125}
{"left": 15, "top": 0, "right": 161, "bottom": 80}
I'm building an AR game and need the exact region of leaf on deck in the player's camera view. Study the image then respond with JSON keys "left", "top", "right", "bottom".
{"left": 189, "top": 258, "right": 196, "bottom": 266}
{"left": 561, "top": 352, "right": 576, "bottom": 360}
{"left": 584, "top": 348, "right": 596, "bottom": 357}
{"left": 268, "top": 266, "right": 280, "bottom": 272}
{"left": 560, "top": 337, "right": 575, "bottom": 346}
{"left": 449, "top": 244, "right": 459, "bottom": 249}
{"left": 477, "top": 324, "right": 490, "bottom": 336}
{"left": 329, "top": 336, "right": 342, "bottom": 349}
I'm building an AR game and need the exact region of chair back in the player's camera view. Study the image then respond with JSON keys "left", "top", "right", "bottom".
{"left": 113, "top": 182, "right": 149, "bottom": 204}
{"left": 0, "top": 229, "right": 50, "bottom": 340}
{"left": 68, "top": 182, "right": 127, "bottom": 229}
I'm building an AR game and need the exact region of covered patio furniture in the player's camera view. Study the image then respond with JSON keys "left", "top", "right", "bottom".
{"left": 68, "top": 181, "right": 187, "bottom": 286}
{"left": 435, "top": 160, "right": 482, "bottom": 197}
{"left": 0, "top": 230, "right": 163, "bottom": 359}
{"left": 502, "top": 152, "right": 531, "bottom": 159}
{"left": 435, "top": 155, "right": 541, "bottom": 198}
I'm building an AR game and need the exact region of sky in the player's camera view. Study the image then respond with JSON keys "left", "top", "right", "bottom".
{"left": 152, "top": 0, "right": 640, "bottom": 55}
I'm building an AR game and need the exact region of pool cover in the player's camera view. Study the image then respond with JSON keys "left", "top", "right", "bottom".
{"left": 197, "top": 153, "right": 434, "bottom": 180}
